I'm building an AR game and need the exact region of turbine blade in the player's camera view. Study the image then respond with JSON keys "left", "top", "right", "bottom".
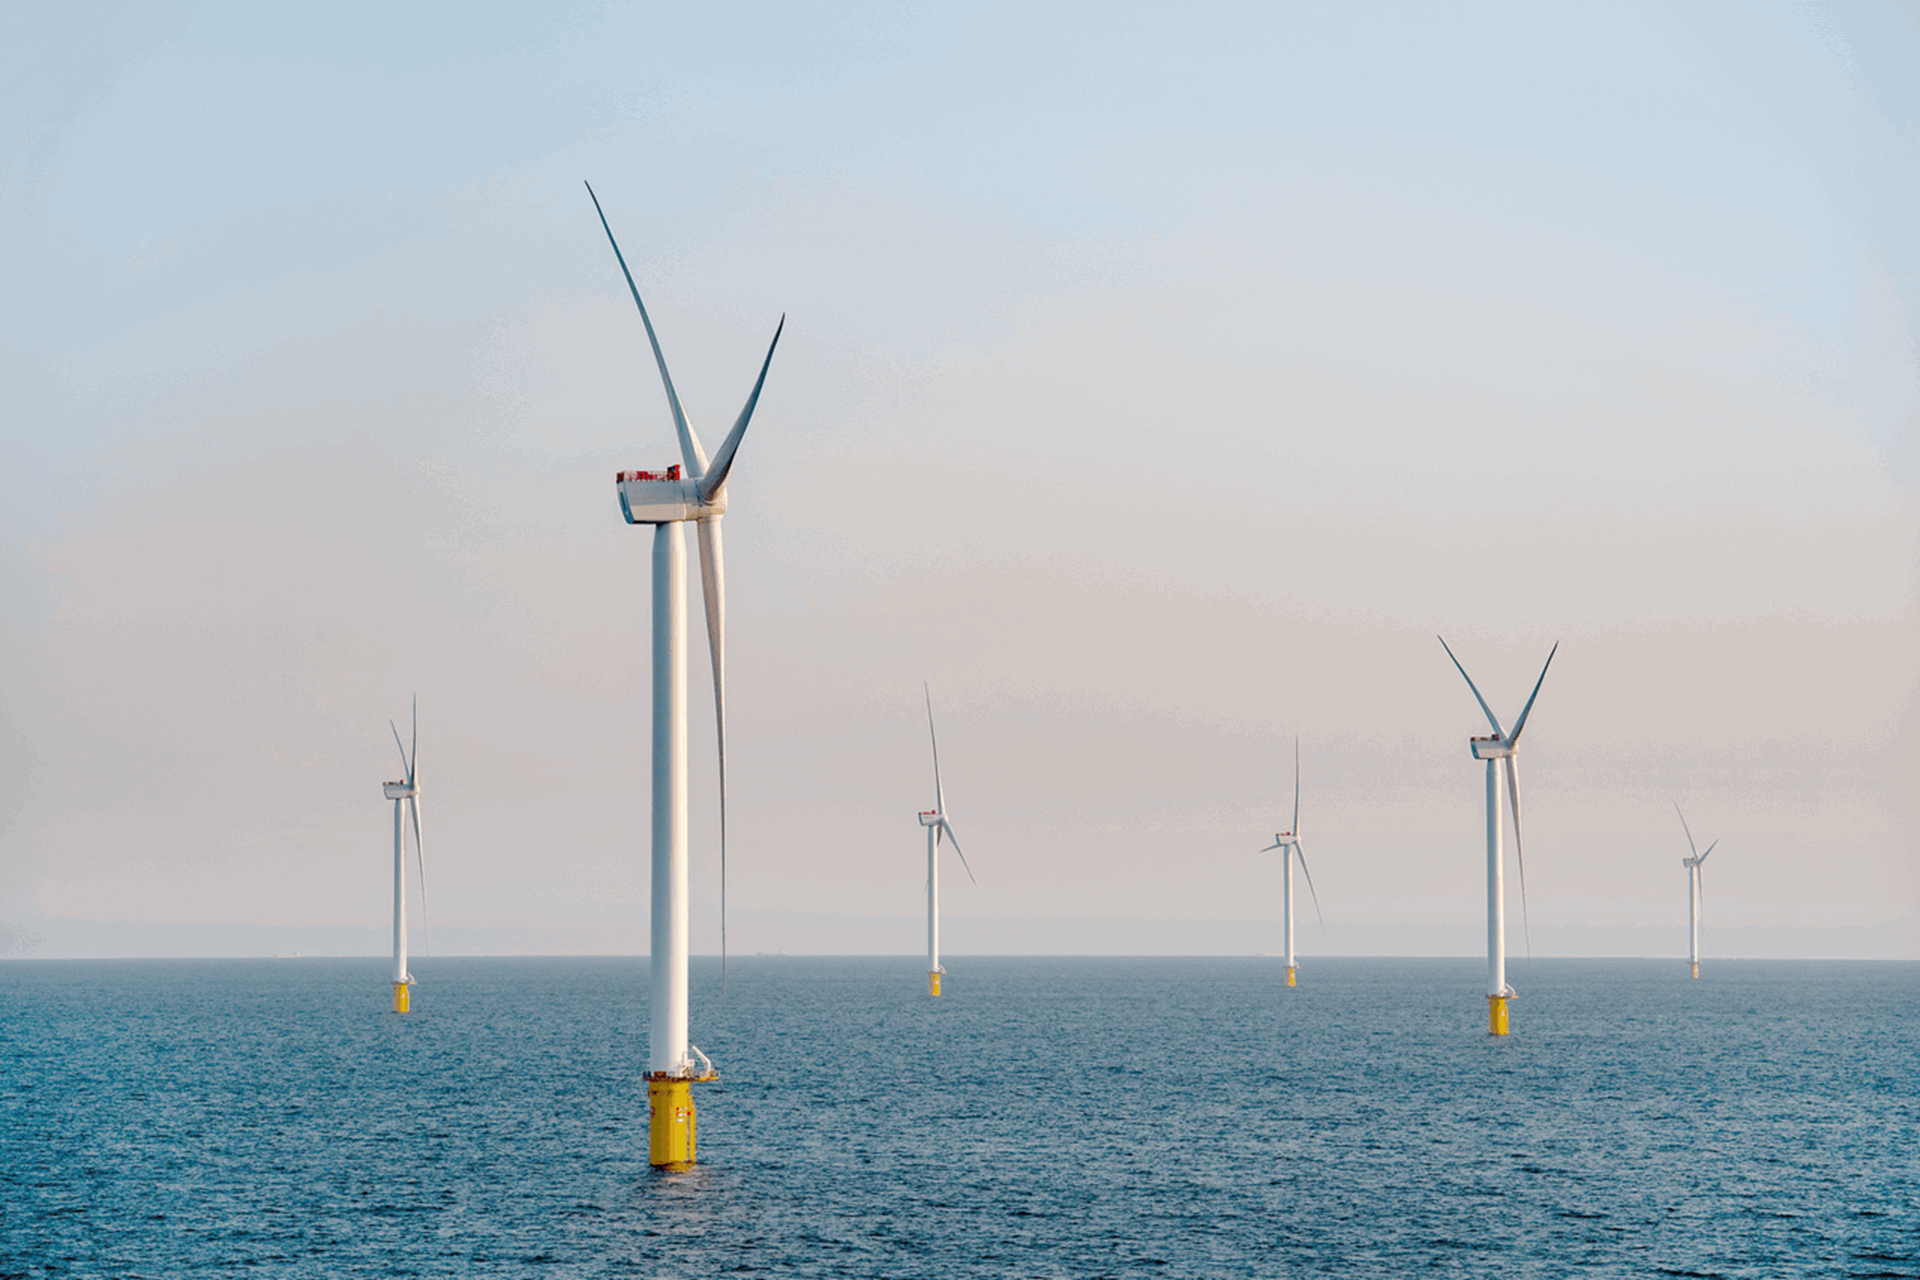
{"left": 924, "top": 682, "right": 945, "bottom": 815}
{"left": 410, "top": 695, "right": 418, "bottom": 788}
{"left": 698, "top": 316, "right": 784, "bottom": 504}
{"left": 1505, "top": 755, "right": 1532, "bottom": 961}
{"left": 942, "top": 820, "right": 977, "bottom": 885}
{"left": 1674, "top": 801, "right": 1699, "bottom": 859}
{"left": 1292, "top": 735, "right": 1301, "bottom": 840}
{"left": 583, "top": 182, "right": 709, "bottom": 476}
{"left": 1506, "top": 641, "right": 1559, "bottom": 745}
{"left": 1295, "top": 841, "right": 1326, "bottom": 932}
{"left": 1257, "top": 841, "right": 1283, "bottom": 853}
{"left": 1438, "top": 636, "right": 1505, "bottom": 737}
{"left": 410, "top": 796, "right": 430, "bottom": 954}
{"left": 696, "top": 519, "right": 729, "bottom": 996}
{"left": 1696, "top": 839, "right": 1717, "bottom": 867}
{"left": 389, "top": 719, "right": 410, "bottom": 778}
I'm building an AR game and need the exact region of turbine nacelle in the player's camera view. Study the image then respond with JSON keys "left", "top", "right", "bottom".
{"left": 1469, "top": 736, "right": 1514, "bottom": 760}
{"left": 1674, "top": 809, "right": 1718, "bottom": 871}
{"left": 383, "top": 781, "right": 416, "bottom": 799}
{"left": 616, "top": 466, "right": 730, "bottom": 525}
{"left": 918, "top": 810, "right": 942, "bottom": 827}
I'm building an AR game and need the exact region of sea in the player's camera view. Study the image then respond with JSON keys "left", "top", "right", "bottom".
{"left": 2, "top": 956, "right": 1914, "bottom": 1278}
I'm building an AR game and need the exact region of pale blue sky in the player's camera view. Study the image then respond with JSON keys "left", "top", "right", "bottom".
{"left": 2, "top": 2, "right": 1916, "bottom": 959}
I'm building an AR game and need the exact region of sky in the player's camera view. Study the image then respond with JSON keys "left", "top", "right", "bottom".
{"left": 2, "top": 1, "right": 1917, "bottom": 961}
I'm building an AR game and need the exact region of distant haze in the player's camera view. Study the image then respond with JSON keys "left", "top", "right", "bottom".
{"left": 2, "top": 2, "right": 1916, "bottom": 960}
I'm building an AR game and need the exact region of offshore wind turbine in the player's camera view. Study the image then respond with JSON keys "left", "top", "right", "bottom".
{"left": 588, "top": 182, "right": 783, "bottom": 1169}
{"left": 1439, "top": 637, "right": 1557, "bottom": 1036}
{"left": 1256, "top": 736, "right": 1323, "bottom": 987}
{"left": 918, "top": 684, "right": 975, "bottom": 996}
{"left": 381, "top": 699, "right": 428, "bottom": 1013}
{"left": 1674, "top": 803, "right": 1720, "bottom": 979}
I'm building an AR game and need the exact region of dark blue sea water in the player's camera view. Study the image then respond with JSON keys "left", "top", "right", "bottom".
{"left": 2, "top": 956, "right": 1914, "bottom": 1277}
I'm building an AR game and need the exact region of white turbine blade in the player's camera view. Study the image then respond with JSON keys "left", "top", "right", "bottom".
{"left": 410, "top": 701, "right": 425, "bottom": 950}
{"left": 941, "top": 819, "right": 977, "bottom": 885}
{"left": 697, "top": 316, "right": 785, "bottom": 504}
{"left": 696, "top": 518, "right": 729, "bottom": 995}
{"left": 1294, "top": 841, "right": 1326, "bottom": 932}
{"left": 1673, "top": 801, "right": 1699, "bottom": 859}
{"left": 389, "top": 719, "right": 410, "bottom": 778}
{"left": 1257, "top": 840, "right": 1284, "bottom": 854}
{"left": 410, "top": 795, "right": 430, "bottom": 954}
{"left": 1506, "top": 642, "right": 1559, "bottom": 746}
{"left": 1505, "top": 755, "right": 1533, "bottom": 961}
{"left": 583, "top": 181, "right": 709, "bottom": 476}
{"left": 924, "top": 682, "right": 945, "bottom": 814}
{"left": 1291, "top": 735, "right": 1301, "bottom": 840}
{"left": 1437, "top": 636, "right": 1505, "bottom": 737}
{"left": 1696, "top": 838, "right": 1718, "bottom": 867}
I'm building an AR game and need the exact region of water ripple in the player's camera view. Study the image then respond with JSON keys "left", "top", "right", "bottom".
{"left": 2, "top": 956, "right": 1914, "bottom": 1278}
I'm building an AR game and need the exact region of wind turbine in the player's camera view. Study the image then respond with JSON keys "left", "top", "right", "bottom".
{"left": 588, "top": 182, "right": 783, "bottom": 1169}
{"left": 1438, "top": 637, "right": 1557, "bottom": 1036}
{"left": 918, "top": 684, "right": 975, "bottom": 997}
{"left": 1674, "top": 803, "right": 1719, "bottom": 979}
{"left": 381, "top": 699, "right": 428, "bottom": 1013}
{"left": 1256, "top": 736, "right": 1323, "bottom": 987}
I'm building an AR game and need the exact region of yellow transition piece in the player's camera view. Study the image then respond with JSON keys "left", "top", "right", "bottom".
{"left": 1690, "top": 962, "right": 1700, "bottom": 979}
{"left": 1285, "top": 966, "right": 1297, "bottom": 987}
{"left": 648, "top": 1077, "right": 698, "bottom": 1169}
{"left": 1487, "top": 994, "right": 1509, "bottom": 1036}
{"left": 928, "top": 970, "right": 942, "bottom": 997}
{"left": 648, "top": 1082, "right": 702, "bottom": 1174}
{"left": 392, "top": 982, "right": 410, "bottom": 1014}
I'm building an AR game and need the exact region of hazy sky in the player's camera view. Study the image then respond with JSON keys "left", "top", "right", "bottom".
{"left": 3, "top": 1, "right": 1917, "bottom": 960}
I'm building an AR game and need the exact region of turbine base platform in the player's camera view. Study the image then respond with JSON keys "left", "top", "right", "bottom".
{"left": 1487, "top": 994, "right": 1509, "bottom": 1036}
{"left": 647, "top": 1072, "right": 718, "bottom": 1169}
{"left": 392, "top": 981, "right": 410, "bottom": 1014}
{"left": 928, "top": 970, "right": 942, "bottom": 997}
{"left": 1690, "top": 962, "right": 1700, "bottom": 979}
{"left": 1285, "top": 966, "right": 1297, "bottom": 988}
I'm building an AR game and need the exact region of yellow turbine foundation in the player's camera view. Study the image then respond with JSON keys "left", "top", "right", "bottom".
{"left": 648, "top": 1077, "right": 698, "bottom": 1169}
{"left": 1285, "top": 966, "right": 1297, "bottom": 987}
{"left": 392, "top": 981, "right": 410, "bottom": 1014}
{"left": 1487, "top": 994, "right": 1509, "bottom": 1036}
{"left": 1691, "top": 962, "right": 1699, "bottom": 979}
{"left": 928, "top": 970, "right": 942, "bottom": 997}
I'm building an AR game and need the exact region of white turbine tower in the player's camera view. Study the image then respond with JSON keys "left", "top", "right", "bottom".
{"left": 588, "top": 182, "right": 783, "bottom": 1169}
{"left": 1439, "top": 637, "right": 1557, "bottom": 1037}
{"left": 1674, "top": 803, "right": 1719, "bottom": 979}
{"left": 381, "top": 699, "right": 428, "bottom": 1013}
{"left": 1256, "top": 736, "right": 1323, "bottom": 987}
{"left": 918, "top": 684, "right": 974, "bottom": 996}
